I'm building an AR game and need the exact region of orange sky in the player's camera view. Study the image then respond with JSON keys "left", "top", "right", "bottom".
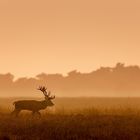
{"left": 0, "top": 0, "right": 140, "bottom": 78}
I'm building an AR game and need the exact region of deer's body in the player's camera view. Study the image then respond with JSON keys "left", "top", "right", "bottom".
{"left": 14, "top": 100, "right": 53, "bottom": 111}
{"left": 11, "top": 86, "right": 55, "bottom": 117}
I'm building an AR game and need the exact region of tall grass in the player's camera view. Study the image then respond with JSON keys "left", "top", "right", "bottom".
{"left": 0, "top": 108, "right": 140, "bottom": 140}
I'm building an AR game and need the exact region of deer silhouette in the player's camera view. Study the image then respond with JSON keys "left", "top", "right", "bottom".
{"left": 11, "top": 86, "right": 55, "bottom": 117}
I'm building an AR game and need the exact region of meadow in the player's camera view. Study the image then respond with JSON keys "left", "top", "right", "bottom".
{"left": 1, "top": 97, "right": 140, "bottom": 140}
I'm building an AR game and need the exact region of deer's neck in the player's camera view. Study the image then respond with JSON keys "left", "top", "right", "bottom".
{"left": 41, "top": 100, "right": 48, "bottom": 106}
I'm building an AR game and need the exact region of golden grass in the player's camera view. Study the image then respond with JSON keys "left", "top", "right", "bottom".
{"left": 0, "top": 108, "right": 140, "bottom": 140}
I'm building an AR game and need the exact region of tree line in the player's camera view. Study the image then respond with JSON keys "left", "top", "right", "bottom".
{"left": 0, "top": 63, "right": 140, "bottom": 97}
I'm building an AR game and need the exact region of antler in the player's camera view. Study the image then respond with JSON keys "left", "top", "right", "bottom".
{"left": 37, "top": 86, "right": 48, "bottom": 96}
{"left": 48, "top": 91, "right": 55, "bottom": 100}
{"left": 37, "top": 86, "right": 55, "bottom": 100}
{"left": 38, "top": 86, "right": 47, "bottom": 92}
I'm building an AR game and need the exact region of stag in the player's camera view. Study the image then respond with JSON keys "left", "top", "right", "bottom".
{"left": 11, "top": 86, "right": 55, "bottom": 117}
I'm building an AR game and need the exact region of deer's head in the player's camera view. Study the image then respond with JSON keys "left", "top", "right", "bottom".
{"left": 37, "top": 86, "right": 55, "bottom": 106}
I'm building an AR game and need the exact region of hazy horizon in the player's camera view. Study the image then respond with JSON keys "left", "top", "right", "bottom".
{"left": 0, "top": 62, "right": 138, "bottom": 79}
{"left": 0, "top": 63, "right": 139, "bottom": 97}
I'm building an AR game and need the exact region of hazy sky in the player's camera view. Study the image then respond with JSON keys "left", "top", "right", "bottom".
{"left": 0, "top": 0, "right": 140, "bottom": 78}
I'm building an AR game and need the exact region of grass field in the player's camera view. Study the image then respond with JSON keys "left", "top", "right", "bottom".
{"left": 1, "top": 98, "right": 140, "bottom": 140}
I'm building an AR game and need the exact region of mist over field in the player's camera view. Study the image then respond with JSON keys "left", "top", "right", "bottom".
{"left": 1, "top": 97, "right": 140, "bottom": 113}
{"left": 1, "top": 97, "right": 140, "bottom": 140}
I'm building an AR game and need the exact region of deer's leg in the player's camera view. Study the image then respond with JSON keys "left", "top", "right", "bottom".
{"left": 36, "top": 111, "right": 41, "bottom": 117}
{"left": 11, "top": 109, "right": 18, "bottom": 116}
{"left": 11, "top": 109, "right": 16, "bottom": 116}
{"left": 11, "top": 109, "right": 21, "bottom": 117}
{"left": 32, "top": 111, "right": 36, "bottom": 116}
{"left": 32, "top": 111, "right": 41, "bottom": 118}
{"left": 15, "top": 109, "right": 21, "bottom": 117}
